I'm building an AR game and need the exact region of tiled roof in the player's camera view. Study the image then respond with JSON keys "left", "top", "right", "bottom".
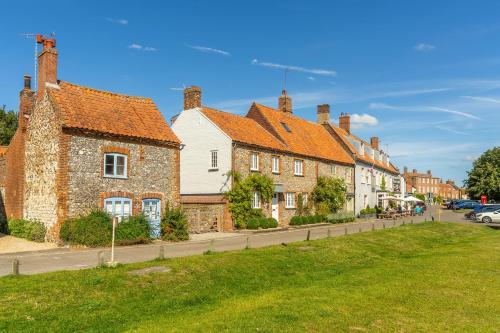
{"left": 0, "top": 146, "right": 7, "bottom": 156}
{"left": 200, "top": 107, "right": 286, "bottom": 151}
{"left": 328, "top": 124, "right": 399, "bottom": 174}
{"left": 48, "top": 81, "right": 180, "bottom": 144}
{"left": 248, "top": 103, "right": 354, "bottom": 165}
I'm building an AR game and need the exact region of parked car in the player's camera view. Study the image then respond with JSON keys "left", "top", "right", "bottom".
{"left": 465, "top": 204, "right": 500, "bottom": 220}
{"left": 453, "top": 200, "right": 481, "bottom": 210}
{"left": 476, "top": 209, "right": 500, "bottom": 223}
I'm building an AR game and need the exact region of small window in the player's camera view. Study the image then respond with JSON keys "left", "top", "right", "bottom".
{"left": 252, "top": 191, "right": 261, "bottom": 209}
{"left": 361, "top": 168, "right": 365, "bottom": 184}
{"left": 251, "top": 153, "right": 259, "bottom": 171}
{"left": 280, "top": 122, "right": 292, "bottom": 132}
{"left": 210, "top": 150, "right": 218, "bottom": 169}
{"left": 294, "top": 160, "right": 303, "bottom": 176}
{"left": 104, "top": 197, "right": 132, "bottom": 222}
{"left": 331, "top": 165, "right": 337, "bottom": 175}
{"left": 272, "top": 156, "right": 280, "bottom": 173}
{"left": 285, "top": 193, "right": 295, "bottom": 208}
{"left": 104, "top": 153, "right": 127, "bottom": 178}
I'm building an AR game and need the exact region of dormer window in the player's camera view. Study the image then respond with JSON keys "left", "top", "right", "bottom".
{"left": 280, "top": 122, "right": 292, "bottom": 132}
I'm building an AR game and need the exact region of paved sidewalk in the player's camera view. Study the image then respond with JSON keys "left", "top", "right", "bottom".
{"left": 0, "top": 213, "right": 431, "bottom": 277}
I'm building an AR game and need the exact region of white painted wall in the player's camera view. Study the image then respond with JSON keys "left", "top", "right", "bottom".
{"left": 171, "top": 108, "right": 232, "bottom": 194}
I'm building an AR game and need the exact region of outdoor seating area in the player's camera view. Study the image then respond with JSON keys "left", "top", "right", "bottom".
{"left": 377, "top": 195, "right": 424, "bottom": 220}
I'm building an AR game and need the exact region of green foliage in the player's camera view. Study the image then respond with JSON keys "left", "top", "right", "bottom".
{"left": 434, "top": 195, "right": 444, "bottom": 205}
{"left": 225, "top": 172, "right": 274, "bottom": 229}
{"left": 115, "top": 214, "right": 151, "bottom": 245}
{"left": 161, "top": 204, "right": 189, "bottom": 241}
{"left": 246, "top": 217, "right": 278, "bottom": 229}
{"left": 296, "top": 193, "right": 312, "bottom": 216}
{"left": 290, "top": 214, "right": 324, "bottom": 226}
{"left": 360, "top": 206, "right": 377, "bottom": 215}
{"left": 7, "top": 218, "right": 46, "bottom": 242}
{"left": 465, "top": 147, "right": 500, "bottom": 201}
{"left": 312, "top": 176, "right": 347, "bottom": 215}
{"left": 326, "top": 213, "right": 356, "bottom": 224}
{"left": 381, "top": 175, "right": 386, "bottom": 191}
{"left": 60, "top": 210, "right": 112, "bottom": 247}
{"left": 415, "top": 193, "right": 426, "bottom": 202}
{"left": 0, "top": 105, "right": 18, "bottom": 145}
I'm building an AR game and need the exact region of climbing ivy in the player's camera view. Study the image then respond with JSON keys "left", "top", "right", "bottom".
{"left": 225, "top": 171, "right": 274, "bottom": 229}
{"left": 312, "top": 176, "right": 347, "bottom": 215}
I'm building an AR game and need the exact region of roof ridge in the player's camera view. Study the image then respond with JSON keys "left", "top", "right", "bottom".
{"left": 59, "top": 81, "right": 154, "bottom": 101}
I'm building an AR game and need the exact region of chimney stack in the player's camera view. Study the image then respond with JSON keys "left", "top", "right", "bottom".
{"left": 370, "top": 136, "right": 379, "bottom": 150}
{"left": 278, "top": 90, "right": 292, "bottom": 113}
{"left": 427, "top": 170, "right": 432, "bottom": 176}
{"left": 184, "top": 86, "right": 202, "bottom": 110}
{"left": 19, "top": 75, "right": 35, "bottom": 131}
{"left": 404, "top": 166, "right": 408, "bottom": 174}
{"left": 36, "top": 34, "right": 58, "bottom": 99}
{"left": 316, "top": 104, "right": 330, "bottom": 124}
{"left": 339, "top": 113, "right": 350, "bottom": 133}
{"left": 413, "top": 169, "right": 417, "bottom": 174}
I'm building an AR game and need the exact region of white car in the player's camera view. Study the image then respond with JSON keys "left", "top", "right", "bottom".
{"left": 476, "top": 209, "right": 500, "bottom": 223}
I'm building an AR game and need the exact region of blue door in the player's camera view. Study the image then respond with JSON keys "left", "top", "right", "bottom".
{"left": 142, "top": 199, "right": 161, "bottom": 238}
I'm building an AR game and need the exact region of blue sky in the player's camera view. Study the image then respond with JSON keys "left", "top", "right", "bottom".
{"left": 1, "top": 0, "right": 500, "bottom": 184}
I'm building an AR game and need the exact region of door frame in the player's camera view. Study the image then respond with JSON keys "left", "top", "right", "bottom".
{"left": 142, "top": 198, "right": 161, "bottom": 238}
{"left": 271, "top": 193, "right": 279, "bottom": 222}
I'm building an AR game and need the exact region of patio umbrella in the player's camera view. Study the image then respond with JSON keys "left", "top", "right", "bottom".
{"left": 403, "top": 196, "right": 423, "bottom": 203}
{"left": 381, "top": 196, "right": 404, "bottom": 201}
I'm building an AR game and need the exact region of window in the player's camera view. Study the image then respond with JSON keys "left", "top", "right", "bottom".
{"left": 294, "top": 160, "right": 303, "bottom": 176}
{"left": 302, "top": 193, "right": 308, "bottom": 206}
{"left": 346, "top": 169, "right": 352, "bottom": 183}
{"left": 285, "top": 193, "right": 295, "bottom": 208}
{"left": 361, "top": 168, "right": 365, "bottom": 184}
{"left": 104, "top": 197, "right": 132, "bottom": 222}
{"left": 104, "top": 153, "right": 127, "bottom": 178}
{"left": 280, "top": 122, "right": 292, "bottom": 132}
{"left": 331, "top": 164, "right": 337, "bottom": 175}
{"left": 251, "top": 153, "right": 259, "bottom": 171}
{"left": 252, "top": 191, "right": 261, "bottom": 209}
{"left": 210, "top": 150, "right": 218, "bottom": 169}
{"left": 272, "top": 156, "right": 280, "bottom": 173}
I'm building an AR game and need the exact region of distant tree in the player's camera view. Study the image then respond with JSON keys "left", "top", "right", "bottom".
{"left": 0, "top": 105, "right": 18, "bottom": 145}
{"left": 464, "top": 147, "right": 500, "bottom": 201}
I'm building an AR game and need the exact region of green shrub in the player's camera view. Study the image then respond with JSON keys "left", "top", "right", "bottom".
{"left": 60, "top": 210, "right": 112, "bottom": 247}
{"left": 246, "top": 217, "right": 260, "bottom": 230}
{"left": 161, "top": 204, "right": 189, "bottom": 242}
{"left": 116, "top": 214, "right": 151, "bottom": 245}
{"left": 289, "top": 215, "right": 323, "bottom": 226}
{"left": 245, "top": 216, "right": 278, "bottom": 229}
{"left": 326, "top": 213, "right": 356, "bottom": 224}
{"left": 8, "top": 218, "right": 46, "bottom": 242}
{"left": 267, "top": 218, "right": 278, "bottom": 228}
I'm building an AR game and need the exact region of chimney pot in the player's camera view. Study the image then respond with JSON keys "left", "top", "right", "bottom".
{"left": 23, "top": 75, "right": 31, "bottom": 90}
{"left": 339, "top": 113, "right": 351, "bottom": 133}
{"left": 36, "top": 35, "right": 58, "bottom": 99}
{"left": 184, "top": 86, "right": 202, "bottom": 109}
{"left": 316, "top": 104, "right": 330, "bottom": 124}
{"left": 370, "top": 136, "right": 380, "bottom": 150}
{"left": 404, "top": 166, "right": 408, "bottom": 174}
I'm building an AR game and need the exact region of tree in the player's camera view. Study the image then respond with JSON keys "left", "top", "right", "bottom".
{"left": 0, "top": 105, "right": 18, "bottom": 145}
{"left": 380, "top": 175, "right": 386, "bottom": 191}
{"left": 312, "top": 176, "right": 347, "bottom": 215}
{"left": 415, "top": 193, "right": 426, "bottom": 202}
{"left": 464, "top": 147, "right": 500, "bottom": 201}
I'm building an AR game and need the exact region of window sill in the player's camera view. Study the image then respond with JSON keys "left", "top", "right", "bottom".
{"left": 103, "top": 175, "right": 128, "bottom": 180}
{"left": 208, "top": 168, "right": 219, "bottom": 172}
{"left": 294, "top": 174, "right": 304, "bottom": 177}
{"left": 285, "top": 206, "right": 296, "bottom": 210}
{"left": 250, "top": 169, "right": 260, "bottom": 172}
{"left": 272, "top": 171, "right": 280, "bottom": 175}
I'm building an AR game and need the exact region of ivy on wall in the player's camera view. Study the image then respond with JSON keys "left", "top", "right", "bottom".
{"left": 312, "top": 176, "right": 347, "bottom": 215}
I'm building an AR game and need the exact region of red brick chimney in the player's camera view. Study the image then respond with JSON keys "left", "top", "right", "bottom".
{"left": 316, "top": 104, "right": 330, "bottom": 124}
{"left": 19, "top": 75, "right": 35, "bottom": 131}
{"left": 403, "top": 166, "right": 408, "bottom": 174}
{"left": 36, "top": 34, "right": 58, "bottom": 99}
{"left": 184, "top": 86, "right": 202, "bottom": 109}
{"left": 278, "top": 90, "right": 292, "bottom": 113}
{"left": 370, "top": 136, "right": 379, "bottom": 150}
{"left": 339, "top": 113, "right": 350, "bottom": 133}
{"left": 412, "top": 169, "right": 417, "bottom": 174}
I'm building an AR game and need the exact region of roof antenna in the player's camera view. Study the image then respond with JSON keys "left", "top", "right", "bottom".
{"left": 20, "top": 33, "right": 39, "bottom": 91}
{"left": 283, "top": 68, "right": 289, "bottom": 93}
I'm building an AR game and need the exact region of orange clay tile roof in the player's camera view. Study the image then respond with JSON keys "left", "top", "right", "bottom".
{"left": 328, "top": 124, "right": 399, "bottom": 174}
{"left": 0, "top": 146, "right": 7, "bottom": 156}
{"left": 247, "top": 103, "right": 354, "bottom": 165}
{"left": 48, "top": 81, "right": 180, "bottom": 144}
{"left": 200, "top": 107, "right": 287, "bottom": 151}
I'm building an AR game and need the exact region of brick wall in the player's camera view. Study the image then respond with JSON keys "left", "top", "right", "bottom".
{"left": 182, "top": 202, "right": 226, "bottom": 233}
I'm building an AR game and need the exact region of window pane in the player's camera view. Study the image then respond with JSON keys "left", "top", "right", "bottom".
{"left": 105, "top": 201, "right": 113, "bottom": 214}
{"left": 116, "top": 156, "right": 126, "bottom": 176}
{"left": 123, "top": 201, "right": 131, "bottom": 217}
{"left": 105, "top": 155, "right": 115, "bottom": 175}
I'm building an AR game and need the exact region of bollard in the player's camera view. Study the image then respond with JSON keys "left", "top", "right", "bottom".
{"left": 383, "top": 222, "right": 386, "bottom": 229}
{"left": 358, "top": 226, "right": 362, "bottom": 233}
{"left": 403, "top": 220, "right": 405, "bottom": 225}
{"left": 12, "top": 259, "right": 19, "bottom": 276}
{"left": 411, "top": 219, "right": 413, "bottom": 224}
{"left": 306, "top": 230, "right": 311, "bottom": 241}
{"left": 246, "top": 236, "right": 250, "bottom": 249}
{"left": 158, "top": 245, "right": 165, "bottom": 260}
{"left": 344, "top": 226, "right": 348, "bottom": 235}
{"left": 372, "top": 223, "right": 375, "bottom": 231}
{"left": 327, "top": 228, "right": 331, "bottom": 238}
{"left": 210, "top": 239, "right": 215, "bottom": 252}
{"left": 97, "top": 251, "right": 104, "bottom": 267}
{"left": 393, "top": 220, "right": 396, "bottom": 227}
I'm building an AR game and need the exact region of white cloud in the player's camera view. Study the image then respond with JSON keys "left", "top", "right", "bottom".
{"left": 251, "top": 59, "right": 337, "bottom": 77}
{"left": 350, "top": 113, "right": 379, "bottom": 129}
{"left": 128, "top": 44, "right": 143, "bottom": 50}
{"left": 186, "top": 44, "right": 230, "bottom": 56}
{"left": 169, "top": 87, "right": 184, "bottom": 91}
{"left": 128, "top": 44, "right": 157, "bottom": 52}
{"left": 369, "top": 102, "right": 481, "bottom": 120}
{"left": 307, "top": 76, "right": 315, "bottom": 81}
{"left": 461, "top": 95, "right": 500, "bottom": 104}
{"left": 463, "top": 155, "right": 478, "bottom": 161}
{"left": 435, "top": 125, "right": 471, "bottom": 136}
{"left": 144, "top": 46, "right": 157, "bottom": 52}
{"left": 106, "top": 17, "right": 128, "bottom": 25}
{"left": 414, "top": 43, "right": 436, "bottom": 52}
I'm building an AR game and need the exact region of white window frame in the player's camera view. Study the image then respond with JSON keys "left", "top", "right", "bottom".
{"left": 272, "top": 156, "right": 280, "bottom": 174}
{"left": 252, "top": 191, "right": 261, "bottom": 209}
{"left": 294, "top": 159, "right": 303, "bottom": 176}
{"left": 251, "top": 153, "right": 259, "bottom": 171}
{"left": 104, "top": 153, "right": 127, "bottom": 178}
{"left": 104, "top": 197, "right": 132, "bottom": 222}
{"left": 210, "top": 150, "right": 218, "bottom": 170}
{"left": 285, "top": 192, "right": 296, "bottom": 208}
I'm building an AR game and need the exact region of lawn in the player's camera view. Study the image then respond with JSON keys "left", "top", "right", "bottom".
{"left": 1, "top": 222, "right": 499, "bottom": 332}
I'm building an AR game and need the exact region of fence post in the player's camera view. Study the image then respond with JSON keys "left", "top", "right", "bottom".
{"left": 327, "top": 228, "right": 331, "bottom": 238}
{"left": 97, "top": 251, "right": 104, "bottom": 267}
{"left": 306, "top": 230, "right": 311, "bottom": 241}
{"left": 372, "top": 223, "right": 375, "bottom": 231}
{"left": 383, "top": 222, "right": 385, "bottom": 229}
{"left": 158, "top": 245, "right": 165, "bottom": 260}
{"left": 12, "top": 259, "right": 19, "bottom": 276}
{"left": 246, "top": 236, "right": 250, "bottom": 249}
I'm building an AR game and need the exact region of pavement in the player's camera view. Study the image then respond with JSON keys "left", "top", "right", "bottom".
{"left": 0, "top": 234, "right": 57, "bottom": 254}
{"left": 0, "top": 211, "right": 441, "bottom": 277}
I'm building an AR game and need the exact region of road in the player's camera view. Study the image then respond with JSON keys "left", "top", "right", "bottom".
{"left": 0, "top": 207, "right": 466, "bottom": 277}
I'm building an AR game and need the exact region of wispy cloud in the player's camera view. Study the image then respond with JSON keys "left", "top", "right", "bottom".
{"left": 106, "top": 17, "right": 128, "bottom": 25}
{"left": 414, "top": 43, "right": 435, "bottom": 52}
{"left": 435, "top": 125, "right": 471, "bottom": 136}
{"left": 350, "top": 113, "right": 379, "bottom": 129}
{"left": 369, "top": 102, "right": 481, "bottom": 120}
{"left": 186, "top": 44, "right": 230, "bottom": 56}
{"left": 127, "top": 44, "right": 157, "bottom": 52}
{"left": 251, "top": 59, "right": 337, "bottom": 77}
{"left": 463, "top": 155, "right": 478, "bottom": 161}
{"left": 461, "top": 95, "right": 500, "bottom": 104}
{"left": 307, "top": 76, "right": 316, "bottom": 81}
{"left": 169, "top": 87, "right": 185, "bottom": 91}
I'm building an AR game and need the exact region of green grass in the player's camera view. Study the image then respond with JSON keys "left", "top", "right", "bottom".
{"left": 1, "top": 222, "right": 499, "bottom": 332}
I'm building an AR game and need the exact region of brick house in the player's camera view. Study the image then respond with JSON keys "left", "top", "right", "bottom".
{"left": 403, "top": 168, "right": 464, "bottom": 200}
{"left": 172, "top": 88, "right": 355, "bottom": 230}
{"left": 1, "top": 36, "right": 180, "bottom": 241}
{"left": 318, "top": 108, "right": 404, "bottom": 214}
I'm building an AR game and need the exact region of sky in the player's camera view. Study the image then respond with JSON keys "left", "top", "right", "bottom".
{"left": 1, "top": 0, "right": 499, "bottom": 185}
